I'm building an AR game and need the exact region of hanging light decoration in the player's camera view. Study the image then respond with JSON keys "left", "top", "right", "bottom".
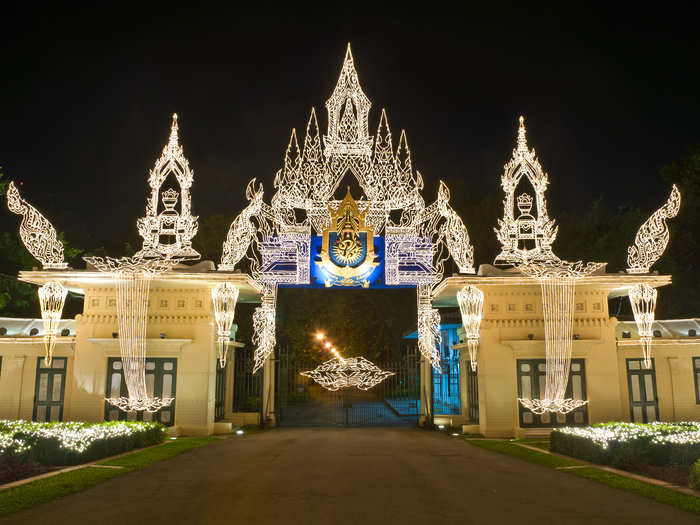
{"left": 211, "top": 283, "right": 240, "bottom": 367}
{"left": 300, "top": 356, "right": 394, "bottom": 391}
{"left": 84, "top": 255, "right": 178, "bottom": 412}
{"left": 38, "top": 281, "right": 68, "bottom": 366}
{"left": 252, "top": 284, "right": 277, "bottom": 374}
{"left": 519, "top": 260, "right": 604, "bottom": 414}
{"left": 457, "top": 285, "right": 484, "bottom": 372}
{"left": 629, "top": 283, "right": 657, "bottom": 369}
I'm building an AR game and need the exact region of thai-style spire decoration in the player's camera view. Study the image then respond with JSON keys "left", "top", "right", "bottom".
{"left": 301, "top": 356, "right": 395, "bottom": 391}
{"left": 457, "top": 285, "right": 484, "bottom": 372}
{"left": 217, "top": 43, "right": 476, "bottom": 373}
{"left": 136, "top": 114, "right": 200, "bottom": 260}
{"left": 494, "top": 116, "right": 558, "bottom": 265}
{"left": 323, "top": 44, "right": 373, "bottom": 158}
{"left": 38, "top": 281, "right": 68, "bottom": 365}
{"left": 629, "top": 283, "right": 658, "bottom": 368}
{"left": 626, "top": 185, "right": 681, "bottom": 274}
{"left": 6, "top": 181, "right": 68, "bottom": 269}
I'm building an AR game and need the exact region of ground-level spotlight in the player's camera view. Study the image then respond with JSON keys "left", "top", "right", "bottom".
{"left": 452, "top": 433, "right": 459, "bottom": 437}
{"left": 438, "top": 424, "right": 445, "bottom": 430}
{"left": 235, "top": 429, "right": 244, "bottom": 435}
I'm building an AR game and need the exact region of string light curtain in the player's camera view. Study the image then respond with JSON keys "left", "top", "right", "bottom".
{"left": 629, "top": 283, "right": 657, "bottom": 368}
{"left": 457, "top": 285, "right": 484, "bottom": 372}
{"left": 211, "top": 283, "right": 240, "bottom": 367}
{"left": 38, "top": 281, "right": 68, "bottom": 366}
{"left": 84, "top": 256, "right": 178, "bottom": 412}
{"left": 519, "top": 260, "right": 604, "bottom": 414}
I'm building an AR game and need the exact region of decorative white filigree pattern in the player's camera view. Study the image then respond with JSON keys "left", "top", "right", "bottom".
{"left": 38, "top": 281, "right": 67, "bottom": 366}
{"left": 83, "top": 255, "right": 179, "bottom": 412}
{"left": 220, "top": 179, "right": 267, "bottom": 272}
{"left": 627, "top": 185, "right": 681, "bottom": 274}
{"left": 518, "top": 260, "right": 605, "bottom": 414}
{"left": 211, "top": 283, "right": 240, "bottom": 368}
{"left": 494, "top": 117, "right": 558, "bottom": 265}
{"left": 300, "top": 356, "right": 394, "bottom": 391}
{"left": 136, "top": 114, "right": 200, "bottom": 260}
{"left": 417, "top": 284, "right": 442, "bottom": 371}
{"left": 252, "top": 284, "right": 277, "bottom": 373}
{"left": 6, "top": 182, "right": 67, "bottom": 269}
{"left": 629, "top": 283, "right": 658, "bottom": 368}
{"left": 457, "top": 285, "right": 484, "bottom": 372}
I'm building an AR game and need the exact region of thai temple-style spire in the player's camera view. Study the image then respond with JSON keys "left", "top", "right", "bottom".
{"left": 167, "top": 113, "right": 180, "bottom": 152}
{"left": 373, "top": 108, "right": 394, "bottom": 164}
{"left": 324, "top": 43, "right": 373, "bottom": 157}
{"left": 395, "top": 129, "right": 412, "bottom": 179}
{"left": 516, "top": 115, "right": 528, "bottom": 155}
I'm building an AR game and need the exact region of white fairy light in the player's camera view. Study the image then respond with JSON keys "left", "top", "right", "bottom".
{"left": 5, "top": 181, "right": 68, "bottom": 269}
{"left": 518, "top": 260, "right": 605, "bottom": 414}
{"left": 300, "top": 356, "right": 394, "bottom": 391}
{"left": 457, "top": 285, "right": 484, "bottom": 372}
{"left": 629, "top": 283, "right": 658, "bottom": 368}
{"left": 37, "top": 281, "right": 68, "bottom": 366}
{"left": 626, "top": 185, "right": 681, "bottom": 274}
{"left": 136, "top": 114, "right": 200, "bottom": 260}
{"left": 417, "top": 284, "right": 442, "bottom": 371}
{"left": 211, "top": 283, "right": 240, "bottom": 367}
{"left": 220, "top": 178, "right": 266, "bottom": 271}
{"left": 84, "top": 255, "right": 179, "bottom": 412}
{"left": 252, "top": 284, "right": 277, "bottom": 373}
{"left": 494, "top": 116, "right": 559, "bottom": 265}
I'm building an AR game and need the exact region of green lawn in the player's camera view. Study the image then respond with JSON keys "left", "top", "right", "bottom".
{"left": 0, "top": 437, "right": 221, "bottom": 517}
{"left": 463, "top": 437, "right": 700, "bottom": 515}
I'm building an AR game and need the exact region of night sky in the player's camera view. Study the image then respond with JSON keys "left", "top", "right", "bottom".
{"left": 2, "top": 5, "right": 699, "bottom": 263}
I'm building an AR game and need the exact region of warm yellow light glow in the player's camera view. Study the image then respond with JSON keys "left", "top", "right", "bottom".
{"left": 315, "top": 332, "right": 324, "bottom": 340}
{"left": 324, "top": 341, "right": 332, "bottom": 349}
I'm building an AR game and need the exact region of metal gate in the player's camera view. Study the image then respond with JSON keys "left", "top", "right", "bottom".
{"left": 276, "top": 347, "right": 420, "bottom": 427}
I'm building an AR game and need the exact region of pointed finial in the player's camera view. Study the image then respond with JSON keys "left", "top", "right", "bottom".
{"left": 168, "top": 113, "right": 180, "bottom": 150}
{"left": 284, "top": 128, "right": 300, "bottom": 168}
{"left": 516, "top": 115, "right": 528, "bottom": 154}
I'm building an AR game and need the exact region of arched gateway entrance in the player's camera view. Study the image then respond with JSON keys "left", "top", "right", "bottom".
{"left": 220, "top": 44, "right": 475, "bottom": 427}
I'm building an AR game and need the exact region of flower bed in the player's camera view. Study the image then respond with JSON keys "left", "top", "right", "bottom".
{"left": 0, "top": 420, "right": 166, "bottom": 471}
{"left": 551, "top": 421, "right": 700, "bottom": 486}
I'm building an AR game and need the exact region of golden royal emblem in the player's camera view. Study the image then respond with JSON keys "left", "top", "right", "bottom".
{"left": 317, "top": 187, "right": 378, "bottom": 287}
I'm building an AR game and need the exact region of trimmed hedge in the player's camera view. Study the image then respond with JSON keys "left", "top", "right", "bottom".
{"left": 550, "top": 422, "right": 700, "bottom": 470}
{"left": 690, "top": 460, "right": 700, "bottom": 490}
{"left": 0, "top": 420, "right": 167, "bottom": 466}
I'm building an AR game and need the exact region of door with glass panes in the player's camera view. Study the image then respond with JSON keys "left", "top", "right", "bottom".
{"left": 626, "top": 358, "right": 659, "bottom": 422}
{"left": 517, "top": 359, "right": 588, "bottom": 427}
{"left": 105, "top": 357, "right": 177, "bottom": 425}
{"left": 33, "top": 357, "right": 67, "bottom": 422}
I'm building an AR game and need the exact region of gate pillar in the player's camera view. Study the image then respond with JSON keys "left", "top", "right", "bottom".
{"left": 261, "top": 355, "right": 276, "bottom": 427}
{"left": 419, "top": 358, "right": 433, "bottom": 428}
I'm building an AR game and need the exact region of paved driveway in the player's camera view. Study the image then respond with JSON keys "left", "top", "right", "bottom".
{"left": 3, "top": 427, "right": 697, "bottom": 524}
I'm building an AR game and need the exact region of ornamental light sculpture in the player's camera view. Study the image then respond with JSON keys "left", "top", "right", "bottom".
{"left": 629, "top": 283, "right": 657, "bottom": 368}
{"left": 6, "top": 181, "right": 68, "bottom": 269}
{"left": 627, "top": 185, "right": 681, "bottom": 274}
{"left": 38, "top": 281, "right": 68, "bottom": 366}
{"left": 300, "top": 354, "right": 394, "bottom": 391}
{"left": 211, "top": 283, "right": 240, "bottom": 367}
{"left": 518, "top": 260, "right": 605, "bottom": 414}
{"left": 457, "top": 285, "right": 484, "bottom": 372}
{"left": 84, "top": 255, "right": 179, "bottom": 412}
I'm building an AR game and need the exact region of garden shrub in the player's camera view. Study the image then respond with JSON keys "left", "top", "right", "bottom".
{"left": 0, "top": 420, "right": 167, "bottom": 466}
{"left": 550, "top": 422, "right": 700, "bottom": 470}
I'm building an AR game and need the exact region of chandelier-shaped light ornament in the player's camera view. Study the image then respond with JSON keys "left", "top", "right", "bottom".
{"left": 84, "top": 255, "right": 179, "bottom": 412}
{"left": 38, "top": 281, "right": 68, "bottom": 366}
{"left": 136, "top": 114, "right": 200, "bottom": 260}
{"left": 6, "top": 181, "right": 68, "bottom": 269}
{"left": 518, "top": 260, "right": 605, "bottom": 414}
{"left": 211, "top": 283, "right": 240, "bottom": 367}
{"left": 627, "top": 185, "right": 681, "bottom": 274}
{"left": 300, "top": 356, "right": 394, "bottom": 391}
{"left": 629, "top": 283, "right": 657, "bottom": 369}
{"left": 457, "top": 285, "right": 484, "bottom": 372}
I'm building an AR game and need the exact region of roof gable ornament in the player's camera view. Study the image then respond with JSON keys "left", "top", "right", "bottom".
{"left": 136, "top": 113, "right": 200, "bottom": 260}
{"left": 494, "top": 116, "right": 558, "bottom": 265}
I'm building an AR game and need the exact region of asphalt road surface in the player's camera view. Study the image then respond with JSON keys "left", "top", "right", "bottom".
{"left": 3, "top": 427, "right": 697, "bottom": 524}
